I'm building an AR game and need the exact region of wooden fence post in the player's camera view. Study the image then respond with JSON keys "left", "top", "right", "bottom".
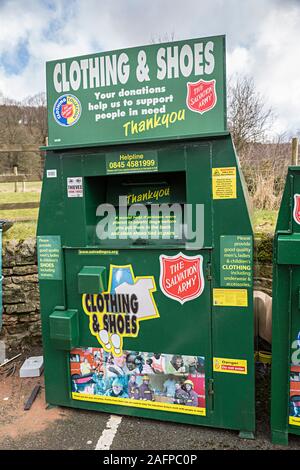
{"left": 13, "top": 166, "right": 18, "bottom": 193}
{"left": 292, "top": 137, "right": 299, "bottom": 166}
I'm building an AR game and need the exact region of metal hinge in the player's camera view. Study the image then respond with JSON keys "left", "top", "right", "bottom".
{"left": 208, "top": 378, "right": 214, "bottom": 411}
{"left": 206, "top": 262, "right": 212, "bottom": 281}
{"left": 208, "top": 378, "right": 214, "bottom": 396}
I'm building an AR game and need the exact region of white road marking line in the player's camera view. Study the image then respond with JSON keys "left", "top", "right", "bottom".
{"left": 95, "top": 415, "right": 122, "bottom": 450}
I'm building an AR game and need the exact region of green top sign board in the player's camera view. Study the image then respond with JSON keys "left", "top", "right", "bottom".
{"left": 46, "top": 35, "right": 226, "bottom": 149}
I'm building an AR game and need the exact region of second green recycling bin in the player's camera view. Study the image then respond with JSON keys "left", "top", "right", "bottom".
{"left": 37, "top": 35, "right": 255, "bottom": 436}
{"left": 272, "top": 166, "right": 300, "bottom": 445}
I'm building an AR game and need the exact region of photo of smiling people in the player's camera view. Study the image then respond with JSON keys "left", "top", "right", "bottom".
{"left": 70, "top": 348, "right": 206, "bottom": 416}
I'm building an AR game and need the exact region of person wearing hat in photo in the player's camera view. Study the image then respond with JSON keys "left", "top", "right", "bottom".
{"left": 174, "top": 382, "right": 189, "bottom": 405}
{"left": 187, "top": 356, "right": 205, "bottom": 407}
{"left": 182, "top": 379, "right": 199, "bottom": 407}
{"left": 139, "top": 375, "right": 154, "bottom": 401}
{"left": 105, "top": 377, "right": 128, "bottom": 398}
{"left": 127, "top": 374, "right": 140, "bottom": 400}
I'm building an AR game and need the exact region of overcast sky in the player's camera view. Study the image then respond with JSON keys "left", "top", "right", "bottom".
{"left": 0, "top": 0, "right": 299, "bottom": 137}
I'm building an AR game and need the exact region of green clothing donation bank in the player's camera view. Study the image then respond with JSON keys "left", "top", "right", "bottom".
{"left": 38, "top": 35, "right": 255, "bottom": 436}
{"left": 271, "top": 167, "right": 300, "bottom": 445}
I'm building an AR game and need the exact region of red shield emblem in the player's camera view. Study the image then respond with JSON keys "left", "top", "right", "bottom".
{"left": 62, "top": 103, "right": 74, "bottom": 119}
{"left": 159, "top": 253, "right": 204, "bottom": 304}
{"left": 186, "top": 79, "right": 217, "bottom": 114}
{"left": 293, "top": 194, "right": 300, "bottom": 225}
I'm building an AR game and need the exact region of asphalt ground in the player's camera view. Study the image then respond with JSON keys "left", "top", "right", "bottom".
{"left": 0, "top": 358, "right": 299, "bottom": 451}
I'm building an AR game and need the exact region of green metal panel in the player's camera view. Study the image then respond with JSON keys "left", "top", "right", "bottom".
{"left": 49, "top": 308, "right": 79, "bottom": 350}
{"left": 271, "top": 167, "right": 300, "bottom": 445}
{"left": 277, "top": 234, "right": 300, "bottom": 265}
{"left": 46, "top": 36, "right": 226, "bottom": 149}
{"left": 78, "top": 266, "right": 107, "bottom": 293}
{"left": 38, "top": 135, "right": 255, "bottom": 434}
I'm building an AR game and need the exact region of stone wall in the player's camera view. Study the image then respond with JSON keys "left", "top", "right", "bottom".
{"left": 0, "top": 238, "right": 41, "bottom": 349}
{"left": 0, "top": 234, "right": 274, "bottom": 349}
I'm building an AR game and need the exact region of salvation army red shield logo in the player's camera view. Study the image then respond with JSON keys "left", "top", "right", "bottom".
{"left": 61, "top": 103, "right": 74, "bottom": 119}
{"left": 186, "top": 79, "right": 217, "bottom": 114}
{"left": 293, "top": 194, "right": 300, "bottom": 225}
{"left": 159, "top": 253, "right": 205, "bottom": 304}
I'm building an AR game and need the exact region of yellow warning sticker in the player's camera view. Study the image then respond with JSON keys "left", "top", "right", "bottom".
{"left": 212, "top": 167, "right": 237, "bottom": 199}
{"left": 213, "top": 288, "right": 248, "bottom": 307}
{"left": 289, "top": 416, "right": 300, "bottom": 426}
{"left": 213, "top": 357, "right": 248, "bottom": 375}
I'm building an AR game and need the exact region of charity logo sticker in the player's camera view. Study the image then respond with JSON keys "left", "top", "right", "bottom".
{"left": 186, "top": 79, "right": 217, "bottom": 114}
{"left": 53, "top": 94, "right": 81, "bottom": 127}
{"left": 293, "top": 194, "right": 300, "bottom": 225}
{"left": 159, "top": 253, "right": 204, "bottom": 304}
{"left": 82, "top": 264, "right": 159, "bottom": 357}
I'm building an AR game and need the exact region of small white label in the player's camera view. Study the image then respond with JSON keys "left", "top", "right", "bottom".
{"left": 47, "top": 169, "right": 57, "bottom": 178}
{"left": 67, "top": 177, "right": 83, "bottom": 198}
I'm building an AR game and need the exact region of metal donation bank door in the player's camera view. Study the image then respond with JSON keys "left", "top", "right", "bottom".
{"left": 38, "top": 35, "right": 255, "bottom": 436}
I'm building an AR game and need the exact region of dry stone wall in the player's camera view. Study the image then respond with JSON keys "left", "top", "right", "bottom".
{"left": 0, "top": 238, "right": 41, "bottom": 348}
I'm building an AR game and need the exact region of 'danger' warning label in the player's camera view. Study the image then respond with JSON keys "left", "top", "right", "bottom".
{"left": 213, "top": 357, "right": 247, "bottom": 374}
{"left": 212, "top": 167, "right": 237, "bottom": 199}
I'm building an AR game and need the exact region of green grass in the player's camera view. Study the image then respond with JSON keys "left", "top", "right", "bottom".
{"left": 1, "top": 184, "right": 41, "bottom": 240}
{"left": 253, "top": 209, "right": 278, "bottom": 234}
{"left": 0, "top": 191, "right": 41, "bottom": 204}
{"left": 0, "top": 208, "right": 39, "bottom": 220}
{"left": 3, "top": 221, "right": 37, "bottom": 240}
{"left": 0, "top": 181, "right": 41, "bottom": 193}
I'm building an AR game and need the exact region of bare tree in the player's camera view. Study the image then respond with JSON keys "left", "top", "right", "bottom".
{"left": 0, "top": 97, "right": 24, "bottom": 145}
{"left": 227, "top": 75, "right": 273, "bottom": 154}
{"left": 23, "top": 92, "right": 47, "bottom": 143}
{"left": 0, "top": 92, "right": 47, "bottom": 177}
